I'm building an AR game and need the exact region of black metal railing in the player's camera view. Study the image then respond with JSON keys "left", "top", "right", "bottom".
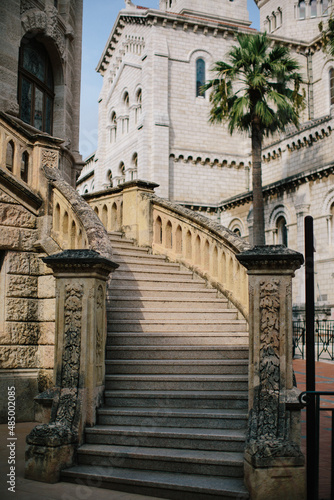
{"left": 293, "top": 320, "right": 334, "bottom": 361}
{"left": 299, "top": 391, "right": 334, "bottom": 500}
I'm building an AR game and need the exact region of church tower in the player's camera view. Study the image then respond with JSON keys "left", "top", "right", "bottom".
{"left": 159, "top": 0, "right": 250, "bottom": 26}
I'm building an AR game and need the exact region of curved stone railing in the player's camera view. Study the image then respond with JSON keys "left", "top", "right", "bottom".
{"left": 86, "top": 181, "right": 250, "bottom": 318}
{"left": 44, "top": 167, "right": 113, "bottom": 259}
{"left": 148, "top": 195, "right": 250, "bottom": 319}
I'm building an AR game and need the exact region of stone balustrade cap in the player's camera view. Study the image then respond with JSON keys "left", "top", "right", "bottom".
{"left": 42, "top": 249, "right": 118, "bottom": 274}
{"left": 237, "top": 245, "right": 304, "bottom": 271}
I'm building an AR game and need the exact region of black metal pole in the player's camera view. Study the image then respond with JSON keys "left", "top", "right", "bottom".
{"left": 305, "top": 215, "right": 317, "bottom": 499}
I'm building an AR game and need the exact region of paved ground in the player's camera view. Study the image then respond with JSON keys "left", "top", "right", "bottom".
{"left": 293, "top": 359, "right": 334, "bottom": 500}
{"left": 0, "top": 360, "right": 332, "bottom": 499}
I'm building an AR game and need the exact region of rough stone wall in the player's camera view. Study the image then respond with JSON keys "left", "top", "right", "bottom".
{"left": 0, "top": 187, "right": 55, "bottom": 422}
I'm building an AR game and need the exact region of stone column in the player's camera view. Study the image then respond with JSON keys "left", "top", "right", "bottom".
{"left": 25, "top": 249, "right": 117, "bottom": 483}
{"left": 236, "top": 246, "right": 306, "bottom": 500}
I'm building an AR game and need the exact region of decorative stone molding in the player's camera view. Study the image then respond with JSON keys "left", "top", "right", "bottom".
{"left": 237, "top": 246, "right": 306, "bottom": 500}
{"left": 21, "top": 7, "right": 66, "bottom": 61}
{"left": 25, "top": 249, "right": 118, "bottom": 483}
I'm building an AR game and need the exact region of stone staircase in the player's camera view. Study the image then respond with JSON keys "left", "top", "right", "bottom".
{"left": 62, "top": 232, "right": 250, "bottom": 499}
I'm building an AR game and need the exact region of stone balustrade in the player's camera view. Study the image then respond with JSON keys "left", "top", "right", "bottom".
{"left": 52, "top": 188, "right": 88, "bottom": 250}
{"left": 85, "top": 180, "right": 250, "bottom": 318}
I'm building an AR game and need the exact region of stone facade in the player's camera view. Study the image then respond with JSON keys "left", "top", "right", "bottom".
{"left": 78, "top": 0, "right": 334, "bottom": 316}
{"left": 0, "top": 0, "right": 84, "bottom": 421}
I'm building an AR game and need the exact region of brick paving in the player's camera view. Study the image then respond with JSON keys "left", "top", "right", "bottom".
{"left": 293, "top": 359, "right": 334, "bottom": 500}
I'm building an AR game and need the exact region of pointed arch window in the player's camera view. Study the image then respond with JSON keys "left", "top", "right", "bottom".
{"left": 6, "top": 141, "right": 14, "bottom": 172}
{"left": 18, "top": 37, "right": 54, "bottom": 134}
{"left": 21, "top": 152, "right": 29, "bottom": 182}
{"left": 196, "top": 58, "right": 206, "bottom": 97}
{"left": 330, "top": 68, "right": 334, "bottom": 106}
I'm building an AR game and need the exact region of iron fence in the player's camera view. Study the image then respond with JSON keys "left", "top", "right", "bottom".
{"left": 293, "top": 320, "right": 334, "bottom": 361}
{"left": 299, "top": 391, "right": 334, "bottom": 500}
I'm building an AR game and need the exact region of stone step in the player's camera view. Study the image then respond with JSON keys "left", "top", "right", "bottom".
{"left": 104, "top": 374, "right": 248, "bottom": 392}
{"left": 61, "top": 465, "right": 249, "bottom": 499}
{"left": 105, "top": 345, "right": 249, "bottom": 360}
{"left": 107, "top": 309, "right": 238, "bottom": 321}
{"left": 105, "top": 359, "right": 248, "bottom": 375}
{"left": 107, "top": 332, "right": 248, "bottom": 346}
{"left": 112, "top": 254, "right": 168, "bottom": 265}
{"left": 109, "top": 238, "right": 141, "bottom": 249}
{"left": 107, "top": 287, "right": 218, "bottom": 298}
{"left": 84, "top": 425, "right": 246, "bottom": 452}
{"left": 97, "top": 407, "right": 248, "bottom": 429}
{"left": 107, "top": 297, "right": 228, "bottom": 309}
{"left": 107, "top": 320, "right": 247, "bottom": 333}
{"left": 112, "top": 269, "right": 199, "bottom": 280}
{"left": 76, "top": 444, "right": 244, "bottom": 477}
{"left": 108, "top": 279, "right": 208, "bottom": 289}
{"left": 111, "top": 246, "right": 152, "bottom": 256}
{"left": 104, "top": 390, "right": 249, "bottom": 409}
{"left": 114, "top": 262, "right": 182, "bottom": 272}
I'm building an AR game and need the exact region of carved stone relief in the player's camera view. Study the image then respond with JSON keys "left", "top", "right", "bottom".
{"left": 42, "top": 149, "right": 58, "bottom": 169}
{"left": 247, "top": 279, "right": 303, "bottom": 460}
{"left": 96, "top": 285, "right": 104, "bottom": 384}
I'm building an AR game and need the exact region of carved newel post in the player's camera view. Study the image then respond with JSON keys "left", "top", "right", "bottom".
{"left": 25, "top": 250, "right": 117, "bottom": 483}
{"left": 236, "top": 246, "right": 306, "bottom": 500}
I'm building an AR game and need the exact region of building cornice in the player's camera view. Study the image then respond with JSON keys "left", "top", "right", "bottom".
{"left": 97, "top": 8, "right": 255, "bottom": 74}
{"left": 220, "top": 162, "right": 334, "bottom": 211}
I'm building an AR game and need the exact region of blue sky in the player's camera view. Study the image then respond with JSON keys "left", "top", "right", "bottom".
{"left": 79, "top": 0, "right": 260, "bottom": 158}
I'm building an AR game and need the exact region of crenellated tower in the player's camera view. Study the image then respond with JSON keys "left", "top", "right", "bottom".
{"left": 159, "top": 0, "right": 250, "bottom": 26}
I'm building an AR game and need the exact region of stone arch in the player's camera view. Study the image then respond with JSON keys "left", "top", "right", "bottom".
{"left": 54, "top": 203, "right": 60, "bottom": 232}
{"left": 195, "top": 235, "right": 201, "bottom": 265}
{"left": 6, "top": 141, "right": 14, "bottom": 172}
{"left": 185, "top": 230, "right": 192, "bottom": 259}
{"left": 102, "top": 205, "right": 108, "bottom": 229}
{"left": 154, "top": 216, "right": 162, "bottom": 244}
{"left": 175, "top": 225, "right": 182, "bottom": 254}
{"left": 165, "top": 221, "right": 173, "bottom": 249}
{"left": 228, "top": 218, "right": 245, "bottom": 238}
{"left": 111, "top": 202, "right": 118, "bottom": 230}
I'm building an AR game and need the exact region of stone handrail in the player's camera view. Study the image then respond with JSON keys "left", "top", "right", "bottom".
{"left": 44, "top": 167, "right": 113, "bottom": 259}
{"left": 148, "top": 195, "right": 250, "bottom": 319}
{"left": 85, "top": 181, "right": 250, "bottom": 318}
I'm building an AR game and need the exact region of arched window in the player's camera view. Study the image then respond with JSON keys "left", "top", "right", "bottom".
{"left": 267, "top": 15, "right": 272, "bottom": 32}
{"left": 18, "top": 37, "right": 54, "bottom": 134}
{"left": 21, "top": 151, "right": 29, "bottom": 182}
{"left": 196, "top": 59, "right": 205, "bottom": 97}
{"left": 272, "top": 12, "right": 277, "bottom": 30}
{"left": 321, "top": 0, "right": 329, "bottom": 15}
{"left": 233, "top": 228, "right": 242, "bottom": 237}
{"left": 135, "top": 88, "right": 142, "bottom": 124}
{"left": 6, "top": 141, "right": 14, "bottom": 172}
{"left": 131, "top": 152, "right": 138, "bottom": 181}
{"left": 110, "top": 111, "right": 117, "bottom": 143}
{"left": 298, "top": 0, "right": 306, "bottom": 19}
{"left": 310, "top": 0, "right": 317, "bottom": 17}
{"left": 330, "top": 68, "right": 334, "bottom": 106}
{"left": 278, "top": 8, "right": 283, "bottom": 26}
{"left": 277, "top": 216, "right": 288, "bottom": 246}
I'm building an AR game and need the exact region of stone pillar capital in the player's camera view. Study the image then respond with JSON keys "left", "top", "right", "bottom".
{"left": 237, "top": 245, "right": 304, "bottom": 275}
{"left": 42, "top": 249, "right": 118, "bottom": 279}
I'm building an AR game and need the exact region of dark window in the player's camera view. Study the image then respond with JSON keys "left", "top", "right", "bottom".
{"left": 277, "top": 216, "right": 288, "bottom": 246}
{"left": 330, "top": 68, "right": 334, "bottom": 106}
{"left": 21, "top": 152, "right": 29, "bottom": 182}
{"left": 18, "top": 38, "right": 54, "bottom": 134}
{"left": 6, "top": 141, "right": 14, "bottom": 172}
{"left": 196, "top": 58, "right": 205, "bottom": 97}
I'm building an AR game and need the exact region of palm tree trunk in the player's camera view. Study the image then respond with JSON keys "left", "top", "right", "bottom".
{"left": 251, "top": 122, "right": 265, "bottom": 246}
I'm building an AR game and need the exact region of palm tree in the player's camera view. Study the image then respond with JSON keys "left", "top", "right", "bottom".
{"left": 203, "top": 33, "right": 304, "bottom": 246}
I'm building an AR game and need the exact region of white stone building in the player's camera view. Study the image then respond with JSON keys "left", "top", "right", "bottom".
{"left": 78, "top": 0, "right": 334, "bottom": 317}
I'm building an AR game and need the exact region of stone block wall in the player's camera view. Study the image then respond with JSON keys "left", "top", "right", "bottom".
{"left": 0, "top": 188, "right": 55, "bottom": 422}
